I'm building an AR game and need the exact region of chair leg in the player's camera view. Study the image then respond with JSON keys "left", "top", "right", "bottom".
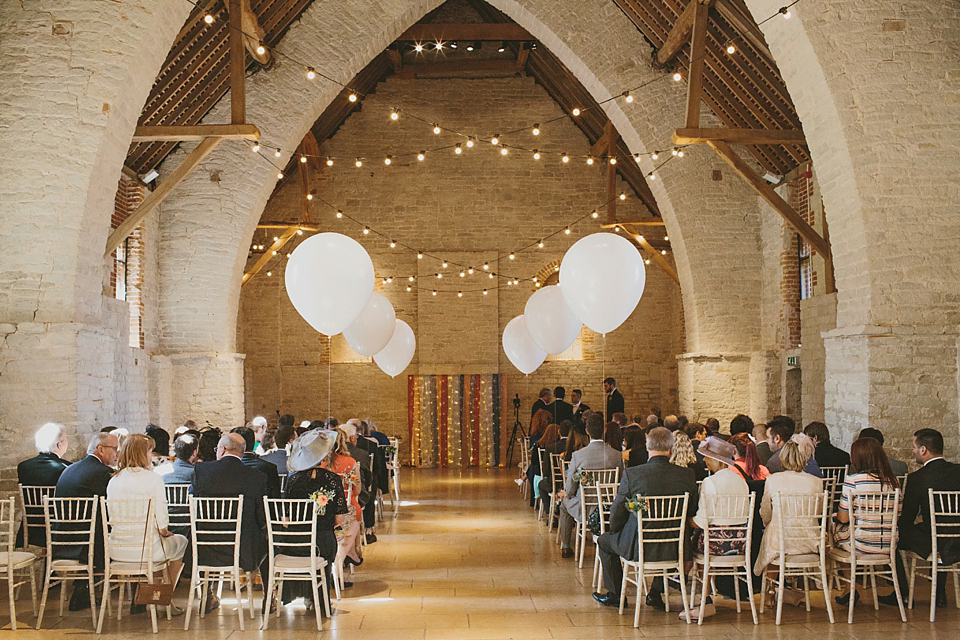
{"left": 320, "top": 566, "right": 332, "bottom": 618}
{"left": 28, "top": 564, "right": 38, "bottom": 616}
{"left": 803, "top": 574, "right": 811, "bottom": 612}
{"left": 678, "top": 568, "right": 691, "bottom": 625}
{"left": 776, "top": 564, "right": 786, "bottom": 625}
{"left": 261, "top": 575, "right": 275, "bottom": 630}
{"left": 235, "top": 572, "right": 245, "bottom": 631}
{"left": 931, "top": 562, "right": 938, "bottom": 622}
{"left": 310, "top": 574, "right": 322, "bottom": 631}
{"left": 247, "top": 571, "right": 255, "bottom": 619}
{"left": 890, "top": 563, "right": 907, "bottom": 622}
{"left": 184, "top": 570, "right": 198, "bottom": 631}
{"left": 149, "top": 603, "right": 158, "bottom": 634}
{"left": 759, "top": 571, "right": 767, "bottom": 614}
{"left": 35, "top": 566, "right": 52, "bottom": 629}
{"left": 698, "top": 565, "right": 709, "bottom": 625}
{"left": 821, "top": 562, "right": 835, "bottom": 624}
{"left": 906, "top": 553, "right": 917, "bottom": 609}
{"left": 58, "top": 573, "right": 66, "bottom": 618}
{"left": 663, "top": 569, "right": 670, "bottom": 613}
{"left": 733, "top": 570, "right": 742, "bottom": 613}
{"left": 746, "top": 565, "right": 758, "bottom": 625}
{"left": 8, "top": 566, "right": 18, "bottom": 631}
{"left": 618, "top": 564, "right": 628, "bottom": 615}
{"left": 88, "top": 573, "right": 99, "bottom": 629}
{"left": 96, "top": 576, "right": 109, "bottom": 634}
{"left": 848, "top": 564, "right": 857, "bottom": 624}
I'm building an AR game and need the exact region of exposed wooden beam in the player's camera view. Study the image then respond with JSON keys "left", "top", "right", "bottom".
{"left": 714, "top": 0, "right": 775, "bottom": 64}
{"left": 257, "top": 223, "right": 321, "bottom": 231}
{"left": 601, "top": 220, "right": 667, "bottom": 227}
{"left": 657, "top": 0, "right": 714, "bottom": 65}
{"left": 516, "top": 46, "right": 529, "bottom": 73}
{"left": 387, "top": 49, "right": 403, "bottom": 74}
{"left": 242, "top": 225, "right": 300, "bottom": 284}
{"left": 397, "top": 59, "right": 519, "bottom": 78}
{"left": 685, "top": 1, "right": 709, "bottom": 129}
{"left": 228, "top": 0, "right": 245, "bottom": 124}
{"left": 629, "top": 234, "right": 680, "bottom": 284}
{"left": 396, "top": 23, "right": 532, "bottom": 42}
{"left": 707, "top": 140, "right": 831, "bottom": 258}
{"left": 673, "top": 127, "right": 806, "bottom": 146}
{"left": 237, "top": 0, "right": 271, "bottom": 65}
{"left": 131, "top": 124, "right": 261, "bottom": 142}
{"left": 589, "top": 121, "right": 617, "bottom": 157}
{"left": 105, "top": 137, "right": 221, "bottom": 256}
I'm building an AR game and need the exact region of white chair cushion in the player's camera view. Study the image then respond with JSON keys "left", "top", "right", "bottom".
{"left": 782, "top": 553, "right": 821, "bottom": 565}
{"left": 274, "top": 554, "right": 328, "bottom": 569}
{"left": 828, "top": 548, "right": 892, "bottom": 565}
{"left": 0, "top": 551, "right": 37, "bottom": 568}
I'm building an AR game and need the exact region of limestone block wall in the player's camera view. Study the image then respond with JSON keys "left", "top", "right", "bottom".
{"left": 800, "top": 292, "right": 838, "bottom": 426}
{"left": 239, "top": 75, "right": 684, "bottom": 440}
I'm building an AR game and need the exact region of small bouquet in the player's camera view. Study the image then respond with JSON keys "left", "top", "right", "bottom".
{"left": 383, "top": 445, "right": 397, "bottom": 458}
{"left": 309, "top": 488, "right": 336, "bottom": 515}
{"left": 625, "top": 497, "right": 648, "bottom": 514}
{"left": 574, "top": 469, "right": 595, "bottom": 487}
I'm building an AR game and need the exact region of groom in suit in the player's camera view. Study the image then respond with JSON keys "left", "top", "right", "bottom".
{"left": 593, "top": 427, "right": 698, "bottom": 609}
{"left": 604, "top": 377, "right": 624, "bottom": 420}
{"left": 558, "top": 414, "right": 622, "bottom": 557}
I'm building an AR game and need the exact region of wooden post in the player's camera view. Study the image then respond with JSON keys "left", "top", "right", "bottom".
{"left": 242, "top": 226, "right": 300, "bottom": 284}
{"left": 821, "top": 208, "right": 837, "bottom": 293}
{"left": 632, "top": 233, "right": 680, "bottom": 284}
{"left": 229, "top": 0, "right": 245, "bottom": 124}
{"left": 685, "top": 1, "right": 709, "bottom": 129}
{"left": 105, "top": 137, "right": 221, "bottom": 256}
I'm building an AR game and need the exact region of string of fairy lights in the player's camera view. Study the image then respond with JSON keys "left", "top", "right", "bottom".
{"left": 189, "top": 0, "right": 801, "bottom": 294}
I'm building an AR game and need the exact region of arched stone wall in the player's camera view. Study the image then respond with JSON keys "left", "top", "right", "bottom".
{"left": 747, "top": 0, "right": 960, "bottom": 452}
{"left": 155, "top": 0, "right": 767, "bottom": 424}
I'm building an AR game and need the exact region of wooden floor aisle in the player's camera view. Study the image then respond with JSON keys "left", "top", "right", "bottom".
{"left": 7, "top": 467, "right": 958, "bottom": 638}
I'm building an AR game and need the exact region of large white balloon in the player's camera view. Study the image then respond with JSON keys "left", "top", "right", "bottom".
{"left": 524, "top": 285, "right": 582, "bottom": 354}
{"left": 559, "top": 232, "right": 646, "bottom": 335}
{"left": 284, "top": 232, "right": 375, "bottom": 336}
{"left": 343, "top": 292, "right": 397, "bottom": 356}
{"left": 373, "top": 319, "right": 416, "bottom": 377}
{"left": 502, "top": 315, "right": 547, "bottom": 375}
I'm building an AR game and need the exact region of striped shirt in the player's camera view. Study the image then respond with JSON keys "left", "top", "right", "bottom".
{"left": 832, "top": 473, "right": 901, "bottom": 554}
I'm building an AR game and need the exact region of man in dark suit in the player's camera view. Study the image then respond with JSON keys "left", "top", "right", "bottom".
{"left": 570, "top": 389, "right": 590, "bottom": 426}
{"left": 883, "top": 428, "right": 960, "bottom": 607}
{"left": 546, "top": 386, "right": 574, "bottom": 426}
{"left": 55, "top": 431, "right": 119, "bottom": 611}
{"left": 17, "top": 422, "right": 71, "bottom": 547}
{"left": 231, "top": 426, "right": 281, "bottom": 498}
{"left": 858, "top": 428, "right": 909, "bottom": 476}
{"left": 593, "top": 427, "right": 698, "bottom": 609}
{"left": 803, "top": 421, "right": 850, "bottom": 468}
{"left": 531, "top": 388, "right": 552, "bottom": 420}
{"left": 191, "top": 433, "right": 269, "bottom": 580}
{"left": 603, "top": 377, "right": 625, "bottom": 419}
{"left": 346, "top": 419, "right": 382, "bottom": 543}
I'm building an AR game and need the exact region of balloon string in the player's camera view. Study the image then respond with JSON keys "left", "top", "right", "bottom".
{"left": 602, "top": 333, "right": 606, "bottom": 418}
{"left": 327, "top": 334, "right": 332, "bottom": 421}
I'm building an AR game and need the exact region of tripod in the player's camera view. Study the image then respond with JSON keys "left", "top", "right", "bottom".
{"left": 505, "top": 400, "right": 527, "bottom": 468}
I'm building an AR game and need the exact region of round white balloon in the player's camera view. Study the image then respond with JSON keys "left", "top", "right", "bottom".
{"left": 284, "top": 232, "right": 375, "bottom": 336}
{"left": 559, "top": 232, "right": 646, "bottom": 335}
{"left": 502, "top": 315, "right": 547, "bottom": 375}
{"left": 524, "top": 285, "right": 582, "bottom": 354}
{"left": 343, "top": 292, "right": 397, "bottom": 356}
{"left": 373, "top": 319, "right": 416, "bottom": 377}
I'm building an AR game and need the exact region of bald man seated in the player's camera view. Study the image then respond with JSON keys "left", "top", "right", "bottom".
{"left": 191, "top": 434, "right": 269, "bottom": 577}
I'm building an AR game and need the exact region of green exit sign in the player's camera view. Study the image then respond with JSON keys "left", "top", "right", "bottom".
{"left": 787, "top": 356, "right": 799, "bottom": 367}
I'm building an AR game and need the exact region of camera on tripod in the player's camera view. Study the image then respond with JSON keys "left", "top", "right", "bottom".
{"left": 512, "top": 393, "right": 521, "bottom": 410}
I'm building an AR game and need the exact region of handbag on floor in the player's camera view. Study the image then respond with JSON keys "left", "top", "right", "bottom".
{"left": 134, "top": 513, "right": 175, "bottom": 607}
{"left": 586, "top": 506, "right": 602, "bottom": 536}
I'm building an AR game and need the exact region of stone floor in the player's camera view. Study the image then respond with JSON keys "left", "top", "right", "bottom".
{"left": 4, "top": 466, "right": 958, "bottom": 638}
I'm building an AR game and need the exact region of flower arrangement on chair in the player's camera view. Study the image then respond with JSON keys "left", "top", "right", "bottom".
{"left": 574, "top": 469, "right": 595, "bottom": 486}
{"left": 309, "top": 488, "right": 337, "bottom": 515}
{"left": 625, "top": 497, "right": 648, "bottom": 513}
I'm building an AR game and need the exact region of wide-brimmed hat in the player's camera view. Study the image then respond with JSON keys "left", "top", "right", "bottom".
{"left": 287, "top": 429, "right": 337, "bottom": 473}
{"left": 338, "top": 422, "right": 357, "bottom": 438}
{"left": 697, "top": 436, "right": 737, "bottom": 467}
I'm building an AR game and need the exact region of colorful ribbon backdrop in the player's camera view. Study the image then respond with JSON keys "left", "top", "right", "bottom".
{"left": 407, "top": 374, "right": 502, "bottom": 467}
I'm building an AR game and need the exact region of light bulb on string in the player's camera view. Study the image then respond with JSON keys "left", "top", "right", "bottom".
{"left": 780, "top": 6, "right": 791, "bottom": 18}
{"left": 533, "top": 150, "right": 540, "bottom": 160}
{"left": 623, "top": 91, "right": 633, "bottom": 103}
{"left": 634, "top": 154, "right": 642, "bottom": 163}
{"left": 483, "top": 263, "right": 489, "bottom": 270}
{"left": 645, "top": 258, "right": 651, "bottom": 265}
{"left": 300, "top": 155, "right": 307, "bottom": 163}
{"left": 306, "top": 67, "right": 316, "bottom": 79}
{"left": 389, "top": 240, "right": 396, "bottom": 248}
{"left": 572, "top": 107, "right": 581, "bottom": 116}
{"left": 661, "top": 249, "right": 667, "bottom": 255}
{"left": 432, "top": 290, "right": 437, "bottom": 296}
{"left": 532, "top": 124, "right": 540, "bottom": 136}
{"left": 326, "top": 157, "right": 333, "bottom": 166}
{"left": 619, "top": 192, "right": 626, "bottom": 200}
{"left": 336, "top": 211, "right": 343, "bottom": 219}
{"left": 538, "top": 240, "right": 544, "bottom": 248}
{"left": 609, "top": 157, "right": 617, "bottom": 165}
{"left": 355, "top": 158, "right": 363, "bottom": 167}
{"left": 591, "top": 210, "right": 599, "bottom": 219}
{"left": 677, "top": 149, "right": 684, "bottom": 157}
{"left": 251, "top": 143, "right": 260, "bottom": 153}
{"left": 274, "top": 149, "right": 281, "bottom": 158}
{"left": 256, "top": 44, "right": 266, "bottom": 55}
{"left": 408, "top": 276, "right": 415, "bottom": 282}
{"left": 276, "top": 172, "right": 283, "bottom": 180}
{"left": 266, "top": 271, "right": 272, "bottom": 276}
{"left": 490, "top": 134, "right": 500, "bottom": 145}
{"left": 466, "top": 138, "right": 474, "bottom": 148}
{"left": 407, "top": 286, "right": 412, "bottom": 292}
{"left": 204, "top": 13, "right": 214, "bottom": 24}
{"left": 651, "top": 152, "right": 659, "bottom": 160}
{"left": 417, "top": 151, "right": 425, "bottom": 161}
{"left": 433, "top": 124, "right": 441, "bottom": 134}
{"left": 483, "top": 289, "right": 488, "bottom": 295}
{"left": 672, "top": 148, "right": 679, "bottom": 156}
{"left": 348, "top": 92, "right": 358, "bottom": 102}
{"left": 664, "top": 235, "right": 669, "bottom": 242}
{"left": 564, "top": 227, "right": 571, "bottom": 235}
{"left": 562, "top": 153, "right": 569, "bottom": 163}
{"left": 363, "top": 227, "right": 370, "bottom": 235}
{"left": 437, "top": 273, "right": 443, "bottom": 279}
{"left": 417, "top": 251, "right": 424, "bottom": 259}
{"left": 457, "top": 291, "right": 463, "bottom": 298}
{"left": 297, "top": 229, "right": 304, "bottom": 235}
{"left": 468, "top": 267, "right": 474, "bottom": 275}
{"left": 673, "top": 72, "right": 683, "bottom": 82}
{"left": 500, "top": 146, "right": 508, "bottom": 156}
{"left": 415, "top": 43, "right": 424, "bottom": 53}
{"left": 306, "top": 194, "right": 313, "bottom": 200}
{"left": 455, "top": 143, "right": 462, "bottom": 155}
{"left": 726, "top": 43, "right": 736, "bottom": 54}
{"left": 489, "top": 273, "right": 494, "bottom": 279}
{"left": 586, "top": 157, "right": 594, "bottom": 166}
{"left": 614, "top": 225, "right": 620, "bottom": 232}
{"left": 390, "top": 109, "right": 399, "bottom": 120}
{"left": 459, "top": 271, "right": 465, "bottom": 278}
{"left": 384, "top": 155, "right": 392, "bottom": 165}
{"left": 649, "top": 173, "right": 656, "bottom": 180}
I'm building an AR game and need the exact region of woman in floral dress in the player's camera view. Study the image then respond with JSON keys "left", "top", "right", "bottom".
{"left": 321, "top": 427, "right": 364, "bottom": 568}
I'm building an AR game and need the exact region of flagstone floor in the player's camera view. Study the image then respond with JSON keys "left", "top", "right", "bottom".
{"left": 5, "top": 466, "right": 957, "bottom": 639}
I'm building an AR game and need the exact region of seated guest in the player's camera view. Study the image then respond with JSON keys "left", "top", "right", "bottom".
{"left": 192, "top": 434, "right": 268, "bottom": 610}
{"left": 705, "top": 417, "right": 723, "bottom": 439}
{"left": 603, "top": 421, "right": 623, "bottom": 452}
{"left": 593, "top": 427, "right": 698, "bottom": 609}
{"left": 537, "top": 421, "right": 573, "bottom": 500}
{"left": 251, "top": 416, "right": 268, "bottom": 453}
{"left": 564, "top": 422, "right": 589, "bottom": 462}
{"left": 325, "top": 416, "right": 338, "bottom": 429}
{"left": 730, "top": 414, "right": 754, "bottom": 438}
{"left": 883, "top": 428, "right": 960, "bottom": 607}
{"left": 627, "top": 415, "right": 643, "bottom": 428}
{"left": 612, "top": 413, "right": 627, "bottom": 429}
{"left": 728, "top": 432, "right": 770, "bottom": 481}
{"left": 622, "top": 425, "right": 647, "bottom": 467}
{"left": 365, "top": 418, "right": 390, "bottom": 445}
{"left": 670, "top": 431, "right": 707, "bottom": 481}
{"left": 686, "top": 437, "right": 750, "bottom": 620}
{"left": 832, "top": 437, "right": 901, "bottom": 605}
{"left": 685, "top": 422, "right": 707, "bottom": 443}
{"left": 753, "top": 424, "right": 772, "bottom": 464}
{"left": 558, "top": 415, "right": 622, "bottom": 558}
{"left": 754, "top": 441, "right": 824, "bottom": 576}
{"left": 107, "top": 434, "right": 188, "bottom": 611}
{"left": 530, "top": 408, "right": 552, "bottom": 448}
{"left": 18, "top": 422, "right": 71, "bottom": 547}
{"left": 280, "top": 429, "right": 348, "bottom": 609}
{"left": 857, "top": 428, "right": 908, "bottom": 476}
{"left": 677, "top": 415, "right": 689, "bottom": 432}
{"left": 663, "top": 415, "right": 680, "bottom": 431}
{"left": 231, "top": 425, "right": 282, "bottom": 498}
{"left": 790, "top": 433, "right": 823, "bottom": 477}
{"left": 145, "top": 424, "right": 171, "bottom": 468}
{"left": 55, "top": 431, "right": 119, "bottom": 611}
{"left": 529, "top": 424, "right": 560, "bottom": 504}
{"left": 349, "top": 420, "right": 384, "bottom": 543}
{"left": 804, "top": 421, "right": 850, "bottom": 468}
{"left": 645, "top": 414, "right": 659, "bottom": 429}
{"left": 765, "top": 416, "right": 821, "bottom": 476}
{"left": 160, "top": 433, "right": 199, "bottom": 485}
{"left": 257, "top": 423, "right": 278, "bottom": 456}
{"left": 322, "top": 428, "right": 364, "bottom": 573}
{"left": 261, "top": 424, "right": 295, "bottom": 475}
{"left": 195, "top": 427, "right": 221, "bottom": 462}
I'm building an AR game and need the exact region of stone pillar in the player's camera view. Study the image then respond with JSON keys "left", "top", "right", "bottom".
{"left": 677, "top": 353, "right": 752, "bottom": 423}
{"left": 166, "top": 353, "right": 246, "bottom": 428}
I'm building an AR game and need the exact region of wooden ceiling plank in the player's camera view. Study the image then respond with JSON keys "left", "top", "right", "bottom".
{"left": 242, "top": 225, "right": 299, "bottom": 284}
{"left": 673, "top": 127, "right": 805, "bottom": 145}
{"left": 685, "top": 1, "right": 709, "bottom": 128}
{"left": 657, "top": 0, "right": 702, "bottom": 64}
{"left": 229, "top": 0, "right": 246, "bottom": 124}
{"left": 131, "top": 124, "right": 261, "bottom": 142}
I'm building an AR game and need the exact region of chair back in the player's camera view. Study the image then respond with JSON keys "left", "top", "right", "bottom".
{"left": 101, "top": 498, "right": 160, "bottom": 571}
{"left": 701, "top": 492, "right": 756, "bottom": 557}
{"left": 580, "top": 468, "right": 620, "bottom": 486}
{"left": 279, "top": 474, "right": 288, "bottom": 494}
{"left": 42, "top": 496, "right": 98, "bottom": 562}
{"left": 165, "top": 483, "right": 191, "bottom": 528}
{"left": 772, "top": 491, "right": 828, "bottom": 561}
{"left": 821, "top": 476, "right": 837, "bottom": 510}
{"left": 536, "top": 448, "right": 549, "bottom": 480}
{"left": 635, "top": 494, "right": 690, "bottom": 566}
{"left": 18, "top": 485, "right": 55, "bottom": 548}
{"left": 263, "top": 498, "right": 318, "bottom": 561}
{"left": 0, "top": 496, "right": 16, "bottom": 556}
{"left": 594, "top": 482, "right": 619, "bottom": 535}
{"left": 929, "top": 490, "right": 960, "bottom": 567}
{"left": 897, "top": 475, "right": 908, "bottom": 494}
{"left": 550, "top": 452, "right": 565, "bottom": 486}
{"left": 189, "top": 497, "right": 243, "bottom": 569}
{"left": 847, "top": 489, "right": 900, "bottom": 558}
{"left": 383, "top": 442, "right": 400, "bottom": 470}
{"left": 821, "top": 465, "right": 847, "bottom": 509}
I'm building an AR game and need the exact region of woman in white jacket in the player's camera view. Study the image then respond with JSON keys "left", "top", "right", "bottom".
{"left": 106, "top": 434, "right": 188, "bottom": 584}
